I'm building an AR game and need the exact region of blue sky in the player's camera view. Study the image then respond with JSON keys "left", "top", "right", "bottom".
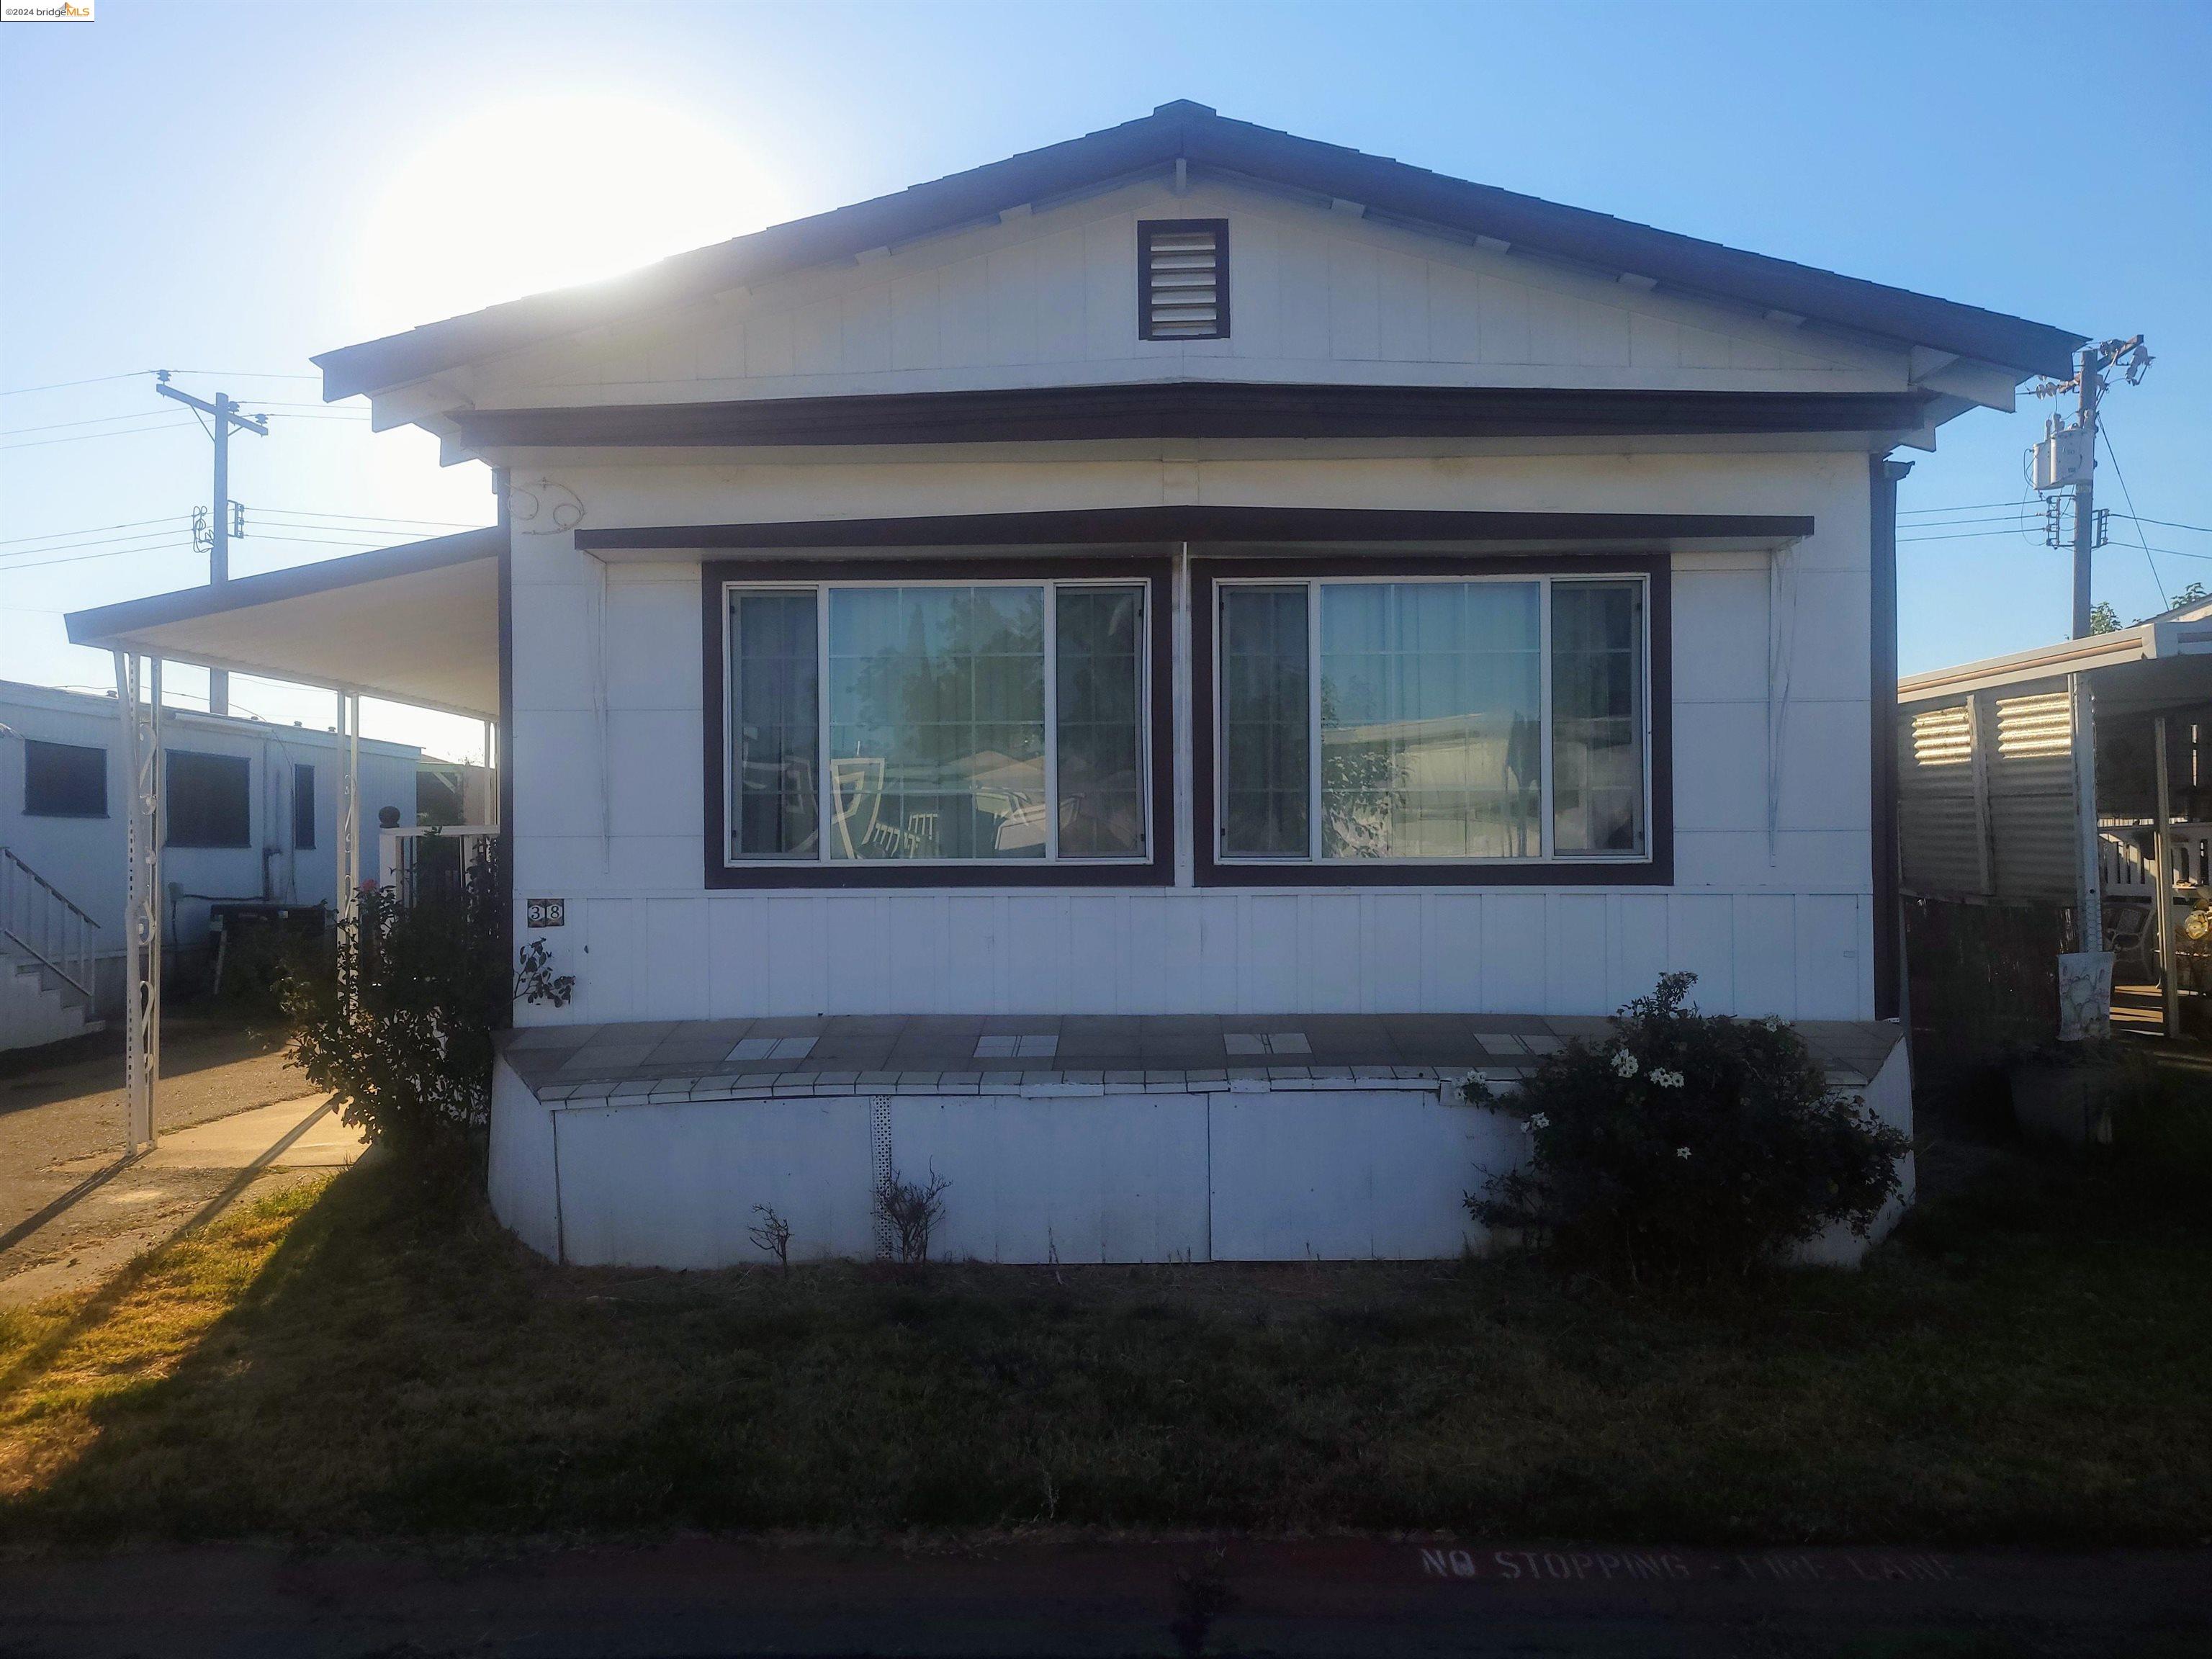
{"left": 4, "top": 1, "right": 2208, "bottom": 758}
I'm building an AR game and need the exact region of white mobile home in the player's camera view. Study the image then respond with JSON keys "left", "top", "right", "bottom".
{"left": 0, "top": 679, "right": 419, "bottom": 1048}
{"left": 67, "top": 104, "right": 2081, "bottom": 1262}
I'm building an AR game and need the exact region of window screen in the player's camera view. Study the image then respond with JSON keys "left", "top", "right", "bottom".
{"left": 166, "top": 750, "right": 251, "bottom": 848}
{"left": 22, "top": 739, "right": 107, "bottom": 818}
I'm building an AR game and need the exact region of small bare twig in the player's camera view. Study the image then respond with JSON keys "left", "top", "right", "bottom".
{"left": 872, "top": 1166, "right": 949, "bottom": 1264}
{"left": 747, "top": 1203, "right": 792, "bottom": 1271}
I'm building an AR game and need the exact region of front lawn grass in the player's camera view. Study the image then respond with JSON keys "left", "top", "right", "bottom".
{"left": 1, "top": 1128, "right": 2207, "bottom": 1547}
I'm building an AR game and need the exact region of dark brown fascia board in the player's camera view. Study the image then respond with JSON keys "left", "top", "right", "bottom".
{"left": 65, "top": 526, "right": 503, "bottom": 647}
{"left": 578, "top": 505, "right": 1814, "bottom": 553}
{"left": 315, "top": 102, "right": 2082, "bottom": 401}
{"left": 452, "top": 383, "right": 1936, "bottom": 451}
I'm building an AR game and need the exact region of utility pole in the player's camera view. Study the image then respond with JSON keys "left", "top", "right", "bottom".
{"left": 2031, "top": 335, "right": 2152, "bottom": 1031}
{"left": 155, "top": 373, "right": 268, "bottom": 715}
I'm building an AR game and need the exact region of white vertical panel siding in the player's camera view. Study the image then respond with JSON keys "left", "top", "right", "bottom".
{"left": 505, "top": 456, "right": 1879, "bottom": 1028}
{"left": 526, "top": 889, "right": 1871, "bottom": 1022}
{"left": 467, "top": 178, "right": 1899, "bottom": 408}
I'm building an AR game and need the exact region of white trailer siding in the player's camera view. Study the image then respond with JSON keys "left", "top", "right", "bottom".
{"left": 0, "top": 681, "right": 419, "bottom": 1012}
{"left": 503, "top": 447, "right": 1876, "bottom": 1023}
{"left": 456, "top": 179, "right": 1908, "bottom": 415}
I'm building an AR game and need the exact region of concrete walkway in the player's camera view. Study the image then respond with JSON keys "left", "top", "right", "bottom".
{"left": 0, "top": 1092, "right": 365, "bottom": 1308}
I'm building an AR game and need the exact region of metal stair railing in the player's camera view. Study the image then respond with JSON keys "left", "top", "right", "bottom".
{"left": 1, "top": 846, "right": 99, "bottom": 1005}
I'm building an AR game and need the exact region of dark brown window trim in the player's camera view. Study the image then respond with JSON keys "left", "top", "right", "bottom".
{"left": 1190, "top": 553, "right": 1675, "bottom": 889}
{"left": 461, "top": 385, "right": 1933, "bottom": 452}
{"left": 1138, "top": 218, "right": 1230, "bottom": 341}
{"left": 587, "top": 504, "right": 1812, "bottom": 552}
{"left": 701, "top": 555, "right": 1175, "bottom": 890}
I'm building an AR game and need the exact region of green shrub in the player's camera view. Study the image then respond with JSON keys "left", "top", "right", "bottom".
{"left": 280, "top": 840, "right": 570, "bottom": 1167}
{"left": 1465, "top": 972, "right": 1909, "bottom": 1282}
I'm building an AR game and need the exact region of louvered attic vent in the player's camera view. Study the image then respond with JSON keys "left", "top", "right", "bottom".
{"left": 1139, "top": 219, "right": 1229, "bottom": 340}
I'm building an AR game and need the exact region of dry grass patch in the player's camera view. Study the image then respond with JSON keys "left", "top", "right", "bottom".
{"left": 0, "top": 1140, "right": 2206, "bottom": 1549}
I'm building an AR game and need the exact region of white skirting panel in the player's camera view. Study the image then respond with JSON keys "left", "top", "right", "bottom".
{"left": 485, "top": 1065, "right": 1909, "bottom": 1271}
{"left": 518, "top": 886, "right": 1875, "bottom": 1028}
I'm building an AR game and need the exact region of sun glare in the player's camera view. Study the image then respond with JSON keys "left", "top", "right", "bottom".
{"left": 353, "top": 94, "right": 786, "bottom": 339}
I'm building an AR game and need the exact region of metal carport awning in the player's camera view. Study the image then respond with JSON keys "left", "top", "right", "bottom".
{"left": 63, "top": 527, "right": 503, "bottom": 721}
{"left": 63, "top": 526, "right": 505, "bottom": 1153}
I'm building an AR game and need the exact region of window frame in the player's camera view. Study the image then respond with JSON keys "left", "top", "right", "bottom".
{"left": 21, "top": 738, "right": 109, "bottom": 819}
{"left": 703, "top": 557, "right": 1175, "bottom": 889}
{"left": 1192, "top": 554, "right": 1672, "bottom": 887}
{"left": 1137, "top": 218, "right": 1231, "bottom": 342}
{"left": 292, "top": 763, "right": 317, "bottom": 850}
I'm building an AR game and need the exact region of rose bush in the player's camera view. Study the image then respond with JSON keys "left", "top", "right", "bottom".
{"left": 1465, "top": 972, "right": 1909, "bottom": 1281}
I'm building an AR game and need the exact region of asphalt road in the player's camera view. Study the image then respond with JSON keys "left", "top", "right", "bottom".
{"left": 1, "top": 1537, "right": 2205, "bottom": 1658}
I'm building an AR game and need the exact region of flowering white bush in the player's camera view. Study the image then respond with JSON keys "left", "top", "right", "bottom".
{"left": 1464, "top": 972, "right": 1909, "bottom": 1280}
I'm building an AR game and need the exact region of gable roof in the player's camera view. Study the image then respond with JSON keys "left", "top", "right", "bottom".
{"left": 315, "top": 101, "right": 2082, "bottom": 402}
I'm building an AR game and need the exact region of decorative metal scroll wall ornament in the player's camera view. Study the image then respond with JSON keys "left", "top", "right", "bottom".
{"left": 508, "top": 476, "right": 585, "bottom": 534}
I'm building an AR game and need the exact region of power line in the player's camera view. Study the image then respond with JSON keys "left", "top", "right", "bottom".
{"left": 0, "top": 417, "right": 198, "bottom": 451}
{"left": 0, "top": 528, "right": 200, "bottom": 565}
{"left": 2126, "top": 514, "right": 2212, "bottom": 537}
{"left": 1, "top": 538, "right": 199, "bottom": 573}
{"left": 2096, "top": 419, "right": 2169, "bottom": 610}
{"left": 1, "top": 408, "right": 220, "bottom": 439}
{"left": 0, "top": 514, "right": 192, "bottom": 549}
{"left": 159, "top": 369, "right": 321, "bottom": 383}
{"left": 0, "top": 370, "right": 153, "bottom": 398}
{"left": 253, "top": 506, "right": 482, "bottom": 529}
{"left": 1898, "top": 500, "right": 2039, "bottom": 516}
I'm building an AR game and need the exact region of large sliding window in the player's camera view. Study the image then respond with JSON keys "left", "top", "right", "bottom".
{"left": 725, "top": 579, "right": 1151, "bottom": 867}
{"left": 1215, "top": 575, "right": 1648, "bottom": 865}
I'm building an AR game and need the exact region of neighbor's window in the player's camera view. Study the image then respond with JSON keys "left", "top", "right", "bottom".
{"left": 292, "top": 763, "right": 317, "bottom": 850}
{"left": 22, "top": 739, "right": 107, "bottom": 819}
{"left": 1215, "top": 576, "right": 1647, "bottom": 863}
{"left": 727, "top": 580, "right": 1149, "bottom": 863}
{"left": 166, "top": 750, "right": 251, "bottom": 849}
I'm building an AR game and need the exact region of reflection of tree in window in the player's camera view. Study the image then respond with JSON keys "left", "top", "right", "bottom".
{"left": 1318, "top": 582, "right": 1541, "bottom": 859}
{"left": 831, "top": 587, "right": 1045, "bottom": 860}
{"left": 1055, "top": 587, "right": 1146, "bottom": 858}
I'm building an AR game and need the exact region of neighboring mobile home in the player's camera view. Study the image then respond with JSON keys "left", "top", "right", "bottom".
{"left": 0, "top": 679, "right": 418, "bottom": 1048}
{"left": 67, "top": 104, "right": 2082, "bottom": 1263}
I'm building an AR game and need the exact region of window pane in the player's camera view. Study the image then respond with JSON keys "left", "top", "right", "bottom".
{"left": 166, "top": 750, "right": 251, "bottom": 848}
{"left": 1319, "top": 581, "right": 1541, "bottom": 858}
{"left": 23, "top": 739, "right": 107, "bottom": 818}
{"left": 1552, "top": 580, "right": 1646, "bottom": 855}
{"left": 1220, "top": 585, "right": 1310, "bottom": 855}
{"left": 827, "top": 585, "right": 1046, "bottom": 860}
{"left": 293, "top": 764, "right": 317, "bottom": 850}
{"left": 729, "top": 590, "right": 820, "bottom": 858}
{"left": 1055, "top": 586, "right": 1147, "bottom": 858}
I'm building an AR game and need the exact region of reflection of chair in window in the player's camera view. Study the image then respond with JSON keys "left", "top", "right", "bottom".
{"left": 830, "top": 757, "right": 885, "bottom": 859}
{"left": 863, "top": 809, "right": 938, "bottom": 859}
{"left": 994, "top": 799, "right": 1048, "bottom": 853}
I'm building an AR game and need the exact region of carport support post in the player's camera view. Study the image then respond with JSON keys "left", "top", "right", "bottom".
{"left": 2154, "top": 714, "right": 2178, "bottom": 1038}
{"left": 114, "top": 652, "right": 162, "bottom": 1151}
{"left": 336, "top": 692, "right": 361, "bottom": 923}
